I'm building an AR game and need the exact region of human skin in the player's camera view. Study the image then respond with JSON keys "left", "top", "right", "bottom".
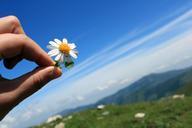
{"left": 0, "top": 16, "right": 62, "bottom": 120}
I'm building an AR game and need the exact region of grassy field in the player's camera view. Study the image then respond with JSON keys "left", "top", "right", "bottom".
{"left": 33, "top": 96, "right": 192, "bottom": 128}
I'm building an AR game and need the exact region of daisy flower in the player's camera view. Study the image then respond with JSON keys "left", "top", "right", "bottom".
{"left": 47, "top": 38, "right": 78, "bottom": 68}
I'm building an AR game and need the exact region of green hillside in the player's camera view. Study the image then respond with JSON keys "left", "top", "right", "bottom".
{"left": 55, "top": 67, "right": 192, "bottom": 119}
{"left": 96, "top": 67, "right": 192, "bottom": 105}
{"left": 33, "top": 96, "right": 192, "bottom": 128}
{"left": 175, "top": 69, "right": 192, "bottom": 96}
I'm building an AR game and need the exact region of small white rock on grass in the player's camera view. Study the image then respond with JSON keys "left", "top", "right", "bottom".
{"left": 102, "top": 111, "right": 110, "bottom": 116}
{"left": 97, "top": 104, "right": 105, "bottom": 110}
{"left": 134, "top": 113, "right": 145, "bottom": 119}
{"left": 172, "top": 94, "right": 185, "bottom": 99}
{"left": 54, "top": 122, "right": 65, "bottom": 128}
{"left": 67, "top": 115, "right": 73, "bottom": 120}
{"left": 46, "top": 115, "right": 62, "bottom": 123}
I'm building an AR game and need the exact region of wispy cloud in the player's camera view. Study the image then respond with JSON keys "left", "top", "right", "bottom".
{"left": 52, "top": 8, "right": 192, "bottom": 107}
{"left": 52, "top": 8, "right": 192, "bottom": 85}
{"left": 1, "top": 8, "right": 192, "bottom": 128}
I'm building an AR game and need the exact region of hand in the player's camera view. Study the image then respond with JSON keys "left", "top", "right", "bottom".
{"left": 0, "top": 16, "right": 62, "bottom": 120}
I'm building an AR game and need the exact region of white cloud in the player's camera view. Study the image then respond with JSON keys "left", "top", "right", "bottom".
{"left": 22, "top": 111, "right": 33, "bottom": 120}
{"left": 97, "top": 86, "right": 108, "bottom": 91}
{"left": 120, "top": 78, "right": 131, "bottom": 85}
{"left": 0, "top": 116, "right": 15, "bottom": 128}
{"left": 2, "top": 116, "right": 15, "bottom": 124}
{"left": 44, "top": 9, "right": 192, "bottom": 109}
{"left": 76, "top": 96, "right": 85, "bottom": 101}
{"left": 54, "top": 9, "right": 192, "bottom": 105}
{"left": 58, "top": 8, "right": 192, "bottom": 81}
{"left": 0, "top": 124, "right": 8, "bottom": 128}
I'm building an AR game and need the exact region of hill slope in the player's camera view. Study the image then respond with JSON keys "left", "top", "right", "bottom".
{"left": 58, "top": 66, "right": 192, "bottom": 117}
{"left": 97, "top": 66, "right": 192, "bottom": 105}
{"left": 33, "top": 96, "right": 192, "bottom": 128}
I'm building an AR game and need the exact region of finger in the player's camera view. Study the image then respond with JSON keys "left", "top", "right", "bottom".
{"left": 3, "top": 55, "right": 23, "bottom": 69}
{"left": 0, "top": 16, "right": 25, "bottom": 34}
{"left": 11, "top": 66, "right": 62, "bottom": 105}
{"left": 0, "top": 34, "right": 55, "bottom": 66}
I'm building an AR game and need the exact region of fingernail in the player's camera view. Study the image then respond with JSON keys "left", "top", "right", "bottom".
{"left": 51, "top": 67, "right": 62, "bottom": 79}
{"left": 51, "top": 60, "right": 56, "bottom": 66}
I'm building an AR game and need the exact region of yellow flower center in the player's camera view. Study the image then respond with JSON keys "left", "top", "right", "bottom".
{"left": 59, "top": 43, "right": 71, "bottom": 54}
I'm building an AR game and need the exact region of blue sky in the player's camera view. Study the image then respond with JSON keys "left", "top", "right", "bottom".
{"left": 0, "top": 0, "right": 191, "bottom": 78}
{"left": 1, "top": 0, "right": 192, "bottom": 128}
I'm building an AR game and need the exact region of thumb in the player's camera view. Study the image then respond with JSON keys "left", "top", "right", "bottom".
{"left": 12, "top": 66, "right": 62, "bottom": 104}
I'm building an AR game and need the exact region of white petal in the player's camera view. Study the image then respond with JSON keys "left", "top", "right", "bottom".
{"left": 62, "top": 38, "right": 68, "bottom": 44}
{"left": 69, "top": 43, "right": 76, "bottom": 49}
{"left": 49, "top": 41, "right": 59, "bottom": 48}
{"left": 48, "top": 49, "right": 59, "bottom": 57}
{"left": 60, "top": 54, "right": 64, "bottom": 63}
{"left": 54, "top": 39, "right": 62, "bottom": 45}
{"left": 72, "top": 50, "right": 78, "bottom": 55}
{"left": 47, "top": 45, "right": 57, "bottom": 50}
{"left": 55, "top": 53, "right": 62, "bottom": 61}
{"left": 69, "top": 50, "right": 78, "bottom": 59}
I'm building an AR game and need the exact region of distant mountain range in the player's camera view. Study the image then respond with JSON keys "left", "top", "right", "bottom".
{"left": 59, "top": 66, "right": 192, "bottom": 116}
{"left": 97, "top": 66, "right": 192, "bottom": 105}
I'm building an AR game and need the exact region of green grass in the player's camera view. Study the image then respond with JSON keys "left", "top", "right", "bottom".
{"left": 33, "top": 96, "right": 192, "bottom": 128}
{"left": 176, "top": 82, "right": 192, "bottom": 96}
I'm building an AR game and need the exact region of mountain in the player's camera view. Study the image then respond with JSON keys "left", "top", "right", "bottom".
{"left": 33, "top": 96, "right": 192, "bottom": 128}
{"left": 58, "top": 66, "right": 192, "bottom": 117}
{"left": 59, "top": 104, "right": 95, "bottom": 116}
{"left": 96, "top": 66, "right": 192, "bottom": 105}
{"left": 33, "top": 66, "right": 192, "bottom": 127}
